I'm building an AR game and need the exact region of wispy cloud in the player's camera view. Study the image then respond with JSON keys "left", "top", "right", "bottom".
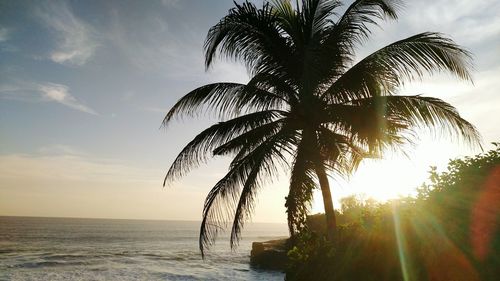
{"left": 0, "top": 81, "right": 98, "bottom": 115}
{"left": 107, "top": 13, "right": 191, "bottom": 76}
{"left": 0, "top": 146, "right": 210, "bottom": 220}
{"left": 39, "top": 83, "right": 98, "bottom": 115}
{"left": 106, "top": 10, "right": 248, "bottom": 83}
{"left": 37, "top": 144, "right": 87, "bottom": 157}
{"left": 0, "top": 26, "right": 10, "bottom": 43}
{"left": 0, "top": 147, "right": 161, "bottom": 184}
{"left": 35, "top": 1, "right": 98, "bottom": 66}
{"left": 160, "top": 0, "right": 180, "bottom": 8}
{"left": 400, "top": 0, "right": 500, "bottom": 45}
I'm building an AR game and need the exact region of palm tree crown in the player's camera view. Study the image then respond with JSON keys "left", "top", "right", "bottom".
{"left": 162, "top": 0, "right": 480, "bottom": 257}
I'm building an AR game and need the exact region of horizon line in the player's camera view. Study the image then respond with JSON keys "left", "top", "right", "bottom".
{"left": 0, "top": 215, "right": 287, "bottom": 225}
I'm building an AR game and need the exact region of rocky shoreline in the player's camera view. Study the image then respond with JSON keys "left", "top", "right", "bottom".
{"left": 250, "top": 238, "right": 289, "bottom": 270}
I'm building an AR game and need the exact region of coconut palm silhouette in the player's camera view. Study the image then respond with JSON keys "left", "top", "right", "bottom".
{"left": 162, "top": 0, "right": 480, "bottom": 256}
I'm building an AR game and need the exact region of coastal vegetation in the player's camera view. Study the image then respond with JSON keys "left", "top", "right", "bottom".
{"left": 286, "top": 144, "right": 500, "bottom": 280}
{"left": 162, "top": 0, "right": 480, "bottom": 258}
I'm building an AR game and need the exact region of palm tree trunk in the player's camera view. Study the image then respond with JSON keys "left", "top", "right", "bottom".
{"left": 314, "top": 162, "right": 337, "bottom": 242}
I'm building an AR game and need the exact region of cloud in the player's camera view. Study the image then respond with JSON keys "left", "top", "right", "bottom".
{"left": 107, "top": 13, "right": 191, "bottom": 76}
{"left": 0, "top": 148, "right": 161, "bottom": 184}
{"left": 106, "top": 9, "right": 248, "bottom": 83}
{"left": 35, "top": 1, "right": 98, "bottom": 66}
{"left": 39, "top": 83, "right": 98, "bottom": 115}
{"left": 0, "top": 81, "right": 98, "bottom": 115}
{"left": 160, "top": 0, "right": 180, "bottom": 8}
{"left": 398, "top": 67, "right": 500, "bottom": 144}
{"left": 398, "top": 0, "right": 500, "bottom": 46}
{"left": 352, "top": 0, "right": 500, "bottom": 63}
{"left": 447, "top": 67, "right": 500, "bottom": 140}
{"left": 0, "top": 146, "right": 289, "bottom": 222}
{"left": 0, "top": 26, "right": 10, "bottom": 43}
{"left": 0, "top": 147, "right": 225, "bottom": 221}
{"left": 38, "top": 144, "right": 87, "bottom": 156}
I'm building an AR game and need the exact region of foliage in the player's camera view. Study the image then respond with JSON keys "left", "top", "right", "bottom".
{"left": 416, "top": 143, "right": 500, "bottom": 280}
{"left": 286, "top": 144, "right": 500, "bottom": 281}
{"left": 417, "top": 142, "right": 500, "bottom": 200}
{"left": 162, "top": 0, "right": 480, "bottom": 256}
{"left": 287, "top": 231, "right": 337, "bottom": 280}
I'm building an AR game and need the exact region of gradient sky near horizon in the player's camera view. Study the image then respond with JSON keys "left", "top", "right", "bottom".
{"left": 1, "top": 0, "right": 499, "bottom": 223}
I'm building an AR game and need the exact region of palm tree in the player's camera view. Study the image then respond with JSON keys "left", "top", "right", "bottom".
{"left": 162, "top": 0, "right": 480, "bottom": 256}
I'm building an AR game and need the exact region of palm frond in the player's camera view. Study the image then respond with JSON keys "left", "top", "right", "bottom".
{"left": 322, "top": 98, "right": 411, "bottom": 154}
{"left": 317, "top": 127, "right": 367, "bottom": 176}
{"left": 302, "top": 0, "right": 403, "bottom": 96}
{"left": 285, "top": 136, "right": 317, "bottom": 236}
{"left": 213, "top": 119, "right": 285, "bottom": 157}
{"left": 229, "top": 135, "right": 292, "bottom": 247}
{"left": 351, "top": 95, "right": 481, "bottom": 147}
{"left": 205, "top": 1, "right": 296, "bottom": 77}
{"left": 162, "top": 83, "right": 286, "bottom": 127}
{"left": 199, "top": 133, "right": 291, "bottom": 257}
{"left": 247, "top": 72, "right": 299, "bottom": 104}
{"left": 335, "top": 0, "right": 402, "bottom": 45}
{"left": 163, "top": 110, "right": 284, "bottom": 186}
{"left": 229, "top": 127, "right": 300, "bottom": 169}
{"left": 271, "top": 0, "right": 304, "bottom": 51}
{"left": 303, "top": 0, "right": 341, "bottom": 37}
{"left": 323, "top": 95, "right": 481, "bottom": 155}
{"left": 322, "top": 32, "right": 473, "bottom": 103}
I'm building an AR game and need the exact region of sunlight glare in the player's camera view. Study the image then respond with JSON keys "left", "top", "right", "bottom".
{"left": 311, "top": 135, "right": 478, "bottom": 213}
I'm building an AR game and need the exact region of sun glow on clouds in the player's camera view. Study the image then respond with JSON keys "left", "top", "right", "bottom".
{"left": 0, "top": 146, "right": 201, "bottom": 220}
{"left": 0, "top": 146, "right": 289, "bottom": 222}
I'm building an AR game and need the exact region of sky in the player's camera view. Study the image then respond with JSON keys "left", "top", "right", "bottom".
{"left": 0, "top": 0, "right": 499, "bottom": 223}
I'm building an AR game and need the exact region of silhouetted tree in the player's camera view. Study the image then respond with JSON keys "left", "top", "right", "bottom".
{"left": 162, "top": 0, "right": 480, "bottom": 256}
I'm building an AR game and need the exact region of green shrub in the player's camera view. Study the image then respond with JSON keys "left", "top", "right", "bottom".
{"left": 286, "top": 144, "right": 500, "bottom": 281}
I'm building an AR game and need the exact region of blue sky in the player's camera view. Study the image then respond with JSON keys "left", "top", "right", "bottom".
{"left": 1, "top": 0, "right": 499, "bottom": 222}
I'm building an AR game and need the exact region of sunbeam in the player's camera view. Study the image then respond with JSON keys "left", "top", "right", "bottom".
{"left": 392, "top": 203, "right": 411, "bottom": 281}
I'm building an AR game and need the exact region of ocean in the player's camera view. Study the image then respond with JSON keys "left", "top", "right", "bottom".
{"left": 0, "top": 216, "right": 288, "bottom": 281}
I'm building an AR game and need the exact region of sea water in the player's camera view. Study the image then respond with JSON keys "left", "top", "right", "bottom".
{"left": 0, "top": 216, "right": 287, "bottom": 280}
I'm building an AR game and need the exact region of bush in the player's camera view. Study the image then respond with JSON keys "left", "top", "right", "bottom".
{"left": 286, "top": 144, "right": 500, "bottom": 281}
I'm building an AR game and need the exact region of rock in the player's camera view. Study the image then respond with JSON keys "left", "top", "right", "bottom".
{"left": 249, "top": 214, "right": 327, "bottom": 270}
{"left": 250, "top": 238, "right": 289, "bottom": 270}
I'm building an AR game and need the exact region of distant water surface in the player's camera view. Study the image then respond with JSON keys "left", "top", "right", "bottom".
{"left": 0, "top": 216, "right": 287, "bottom": 280}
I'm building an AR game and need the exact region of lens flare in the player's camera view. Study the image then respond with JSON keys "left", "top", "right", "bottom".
{"left": 392, "top": 201, "right": 481, "bottom": 281}
{"left": 392, "top": 204, "right": 411, "bottom": 281}
{"left": 471, "top": 165, "right": 500, "bottom": 260}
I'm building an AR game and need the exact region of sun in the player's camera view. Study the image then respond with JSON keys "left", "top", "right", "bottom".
{"left": 311, "top": 137, "right": 473, "bottom": 212}
{"left": 309, "top": 156, "right": 426, "bottom": 214}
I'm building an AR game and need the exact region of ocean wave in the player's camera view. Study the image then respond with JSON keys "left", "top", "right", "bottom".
{"left": 153, "top": 271, "right": 200, "bottom": 281}
{"left": 0, "top": 249, "right": 17, "bottom": 254}
{"left": 44, "top": 253, "right": 88, "bottom": 260}
{"left": 11, "top": 260, "right": 89, "bottom": 269}
{"left": 0, "top": 217, "right": 286, "bottom": 280}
